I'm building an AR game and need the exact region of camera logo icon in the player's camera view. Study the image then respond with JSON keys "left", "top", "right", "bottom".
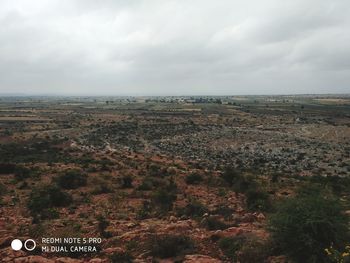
{"left": 11, "top": 239, "right": 36, "bottom": 251}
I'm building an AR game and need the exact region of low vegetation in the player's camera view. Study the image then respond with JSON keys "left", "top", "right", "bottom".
{"left": 149, "top": 234, "right": 194, "bottom": 258}
{"left": 269, "top": 193, "right": 349, "bottom": 263}
{"left": 28, "top": 185, "right": 72, "bottom": 220}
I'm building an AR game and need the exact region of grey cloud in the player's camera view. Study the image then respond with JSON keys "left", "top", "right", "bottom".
{"left": 0, "top": 0, "right": 349, "bottom": 95}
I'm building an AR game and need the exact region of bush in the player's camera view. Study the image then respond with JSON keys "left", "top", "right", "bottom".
{"left": 14, "top": 165, "right": 38, "bottom": 181}
{"left": 185, "top": 172, "right": 203, "bottom": 185}
{"left": 110, "top": 251, "right": 133, "bottom": 263}
{"left": 177, "top": 199, "right": 208, "bottom": 218}
{"left": 218, "top": 236, "right": 245, "bottom": 261}
{"left": 149, "top": 234, "right": 194, "bottom": 258}
{"left": 97, "top": 215, "right": 112, "bottom": 238}
{"left": 136, "top": 201, "right": 152, "bottom": 219}
{"left": 236, "top": 237, "right": 269, "bottom": 263}
{"left": 203, "top": 216, "right": 230, "bottom": 230}
{"left": 212, "top": 205, "right": 234, "bottom": 220}
{"left": 221, "top": 168, "right": 256, "bottom": 193}
{"left": 245, "top": 188, "right": 271, "bottom": 212}
{"left": 91, "top": 182, "right": 113, "bottom": 195}
{"left": 0, "top": 183, "right": 6, "bottom": 196}
{"left": 221, "top": 167, "right": 241, "bottom": 187}
{"left": 232, "top": 175, "right": 256, "bottom": 193}
{"left": 28, "top": 185, "right": 72, "bottom": 219}
{"left": 137, "top": 178, "right": 153, "bottom": 191}
{"left": 152, "top": 187, "right": 177, "bottom": 212}
{"left": 0, "top": 163, "right": 17, "bottom": 174}
{"left": 121, "top": 175, "right": 133, "bottom": 188}
{"left": 56, "top": 170, "right": 87, "bottom": 189}
{"left": 137, "top": 176, "right": 167, "bottom": 191}
{"left": 269, "top": 195, "right": 349, "bottom": 263}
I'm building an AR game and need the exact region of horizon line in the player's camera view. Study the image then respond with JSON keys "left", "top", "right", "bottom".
{"left": 1, "top": 92, "right": 350, "bottom": 97}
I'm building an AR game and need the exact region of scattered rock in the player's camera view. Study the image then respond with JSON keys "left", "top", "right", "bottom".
{"left": 184, "top": 254, "right": 221, "bottom": 263}
{"left": 169, "top": 216, "right": 177, "bottom": 222}
{"left": 55, "top": 257, "right": 82, "bottom": 263}
{"left": 102, "top": 246, "right": 125, "bottom": 255}
{"left": 215, "top": 227, "right": 244, "bottom": 238}
{"left": 14, "top": 256, "right": 55, "bottom": 263}
{"left": 256, "top": 213, "right": 266, "bottom": 221}
{"left": 240, "top": 213, "right": 256, "bottom": 223}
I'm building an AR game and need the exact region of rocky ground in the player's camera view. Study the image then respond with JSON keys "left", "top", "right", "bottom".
{"left": 0, "top": 96, "right": 349, "bottom": 262}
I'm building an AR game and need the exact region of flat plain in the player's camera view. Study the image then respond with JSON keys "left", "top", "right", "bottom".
{"left": 0, "top": 95, "right": 349, "bottom": 262}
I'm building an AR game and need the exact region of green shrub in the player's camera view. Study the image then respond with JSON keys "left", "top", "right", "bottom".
{"left": 137, "top": 178, "right": 153, "bottom": 191}
{"left": 269, "top": 195, "right": 349, "bottom": 263}
{"left": 218, "top": 236, "right": 245, "bottom": 261}
{"left": 0, "top": 183, "right": 6, "bottom": 196}
{"left": 110, "top": 251, "right": 133, "bottom": 263}
{"left": 221, "top": 168, "right": 256, "bottom": 193}
{"left": 136, "top": 201, "right": 152, "bottom": 219}
{"left": 28, "top": 185, "right": 72, "bottom": 219}
{"left": 236, "top": 237, "right": 269, "bottom": 263}
{"left": 91, "top": 182, "right": 113, "bottom": 195}
{"left": 212, "top": 205, "right": 234, "bottom": 220}
{"left": 177, "top": 199, "right": 208, "bottom": 218}
{"left": 149, "top": 234, "right": 194, "bottom": 258}
{"left": 121, "top": 175, "right": 133, "bottom": 188}
{"left": 0, "top": 163, "right": 17, "bottom": 174}
{"left": 137, "top": 176, "right": 167, "bottom": 191}
{"left": 152, "top": 187, "right": 176, "bottom": 212}
{"left": 245, "top": 188, "right": 271, "bottom": 212}
{"left": 221, "top": 167, "right": 241, "bottom": 187}
{"left": 56, "top": 169, "right": 87, "bottom": 189}
{"left": 97, "top": 215, "right": 112, "bottom": 238}
{"left": 14, "top": 165, "right": 38, "bottom": 181}
{"left": 232, "top": 175, "right": 256, "bottom": 193}
{"left": 203, "top": 216, "right": 230, "bottom": 230}
{"left": 185, "top": 172, "right": 203, "bottom": 185}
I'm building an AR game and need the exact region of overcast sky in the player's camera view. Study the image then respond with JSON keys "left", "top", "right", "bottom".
{"left": 0, "top": 0, "right": 349, "bottom": 95}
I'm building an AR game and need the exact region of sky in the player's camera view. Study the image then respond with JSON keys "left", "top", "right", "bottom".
{"left": 0, "top": 0, "right": 349, "bottom": 96}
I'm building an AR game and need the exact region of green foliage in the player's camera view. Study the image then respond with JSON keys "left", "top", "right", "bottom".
{"left": 28, "top": 224, "right": 47, "bottom": 238}
{"left": 0, "top": 163, "right": 17, "bottom": 174}
{"left": 185, "top": 172, "right": 203, "bottom": 185}
{"left": 28, "top": 185, "right": 72, "bottom": 219}
{"left": 137, "top": 178, "right": 153, "bottom": 191}
{"left": 110, "top": 251, "right": 133, "bottom": 263}
{"left": 218, "top": 236, "right": 245, "bottom": 261}
{"left": 269, "top": 194, "right": 349, "bottom": 263}
{"left": 308, "top": 175, "right": 350, "bottom": 196}
{"left": 14, "top": 166, "right": 32, "bottom": 180}
{"left": 152, "top": 187, "right": 177, "bottom": 212}
{"left": 149, "top": 234, "right": 194, "bottom": 258}
{"left": 177, "top": 199, "right": 208, "bottom": 218}
{"left": 97, "top": 215, "right": 112, "bottom": 238}
{"left": 91, "top": 182, "right": 113, "bottom": 195}
{"left": 0, "top": 140, "right": 69, "bottom": 163}
{"left": 56, "top": 169, "right": 87, "bottom": 189}
{"left": 121, "top": 175, "right": 133, "bottom": 188}
{"left": 212, "top": 205, "right": 234, "bottom": 220}
{"left": 236, "top": 237, "right": 269, "bottom": 263}
{"left": 0, "top": 183, "right": 6, "bottom": 196}
{"left": 245, "top": 188, "right": 271, "bottom": 212}
{"left": 136, "top": 201, "right": 152, "bottom": 219}
{"left": 204, "top": 216, "right": 230, "bottom": 230}
{"left": 221, "top": 167, "right": 256, "bottom": 193}
{"left": 137, "top": 176, "right": 166, "bottom": 191}
{"left": 221, "top": 167, "right": 241, "bottom": 187}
